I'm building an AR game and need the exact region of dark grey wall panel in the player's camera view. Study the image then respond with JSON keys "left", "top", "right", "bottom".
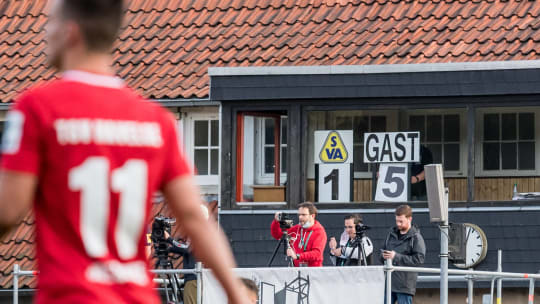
{"left": 211, "top": 69, "right": 540, "bottom": 101}
{"left": 220, "top": 210, "right": 540, "bottom": 277}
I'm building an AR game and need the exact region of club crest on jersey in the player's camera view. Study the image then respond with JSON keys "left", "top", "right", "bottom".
{"left": 2, "top": 110, "right": 24, "bottom": 154}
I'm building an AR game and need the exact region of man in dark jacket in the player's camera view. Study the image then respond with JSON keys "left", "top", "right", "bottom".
{"left": 381, "top": 205, "right": 426, "bottom": 304}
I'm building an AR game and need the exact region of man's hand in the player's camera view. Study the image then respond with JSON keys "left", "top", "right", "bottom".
{"left": 274, "top": 212, "right": 281, "bottom": 222}
{"left": 286, "top": 248, "right": 297, "bottom": 260}
{"left": 329, "top": 237, "right": 337, "bottom": 250}
{"left": 382, "top": 250, "right": 396, "bottom": 260}
{"left": 164, "top": 230, "right": 170, "bottom": 239}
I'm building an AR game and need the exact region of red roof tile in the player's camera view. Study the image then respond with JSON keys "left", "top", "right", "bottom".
{"left": 0, "top": 0, "right": 537, "bottom": 102}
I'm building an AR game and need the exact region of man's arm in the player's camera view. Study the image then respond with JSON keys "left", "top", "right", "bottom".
{"left": 270, "top": 219, "right": 283, "bottom": 240}
{"left": 0, "top": 170, "right": 37, "bottom": 240}
{"left": 163, "top": 176, "right": 248, "bottom": 304}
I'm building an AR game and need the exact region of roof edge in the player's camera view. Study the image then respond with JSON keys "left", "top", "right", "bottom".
{"left": 208, "top": 60, "right": 540, "bottom": 77}
{"left": 153, "top": 98, "right": 216, "bottom": 107}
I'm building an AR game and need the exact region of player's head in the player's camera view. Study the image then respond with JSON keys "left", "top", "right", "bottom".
{"left": 395, "top": 204, "right": 413, "bottom": 233}
{"left": 45, "top": 0, "right": 124, "bottom": 69}
{"left": 240, "top": 278, "right": 259, "bottom": 304}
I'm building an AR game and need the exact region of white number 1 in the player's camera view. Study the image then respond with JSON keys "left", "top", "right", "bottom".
{"left": 69, "top": 157, "right": 148, "bottom": 260}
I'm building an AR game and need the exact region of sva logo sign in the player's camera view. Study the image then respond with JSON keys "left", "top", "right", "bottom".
{"left": 319, "top": 131, "right": 348, "bottom": 163}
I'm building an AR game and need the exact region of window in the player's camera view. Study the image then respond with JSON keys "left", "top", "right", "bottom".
{"left": 335, "top": 115, "right": 386, "bottom": 173}
{"left": 183, "top": 112, "right": 220, "bottom": 186}
{"left": 237, "top": 112, "right": 288, "bottom": 203}
{"left": 258, "top": 117, "right": 287, "bottom": 182}
{"left": 193, "top": 119, "right": 219, "bottom": 176}
{"left": 408, "top": 114, "right": 461, "bottom": 172}
{"left": 482, "top": 112, "right": 535, "bottom": 171}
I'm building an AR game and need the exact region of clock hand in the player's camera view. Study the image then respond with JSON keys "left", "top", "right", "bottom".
{"left": 466, "top": 227, "right": 472, "bottom": 242}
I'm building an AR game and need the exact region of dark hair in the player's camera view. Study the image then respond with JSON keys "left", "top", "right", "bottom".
{"left": 241, "top": 278, "right": 259, "bottom": 299}
{"left": 344, "top": 214, "right": 362, "bottom": 225}
{"left": 395, "top": 204, "right": 412, "bottom": 218}
{"left": 298, "top": 202, "right": 318, "bottom": 217}
{"left": 60, "top": 0, "right": 124, "bottom": 51}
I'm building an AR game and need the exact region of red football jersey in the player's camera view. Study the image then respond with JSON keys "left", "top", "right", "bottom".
{"left": 1, "top": 71, "right": 192, "bottom": 303}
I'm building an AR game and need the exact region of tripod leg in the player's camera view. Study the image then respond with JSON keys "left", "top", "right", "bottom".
{"left": 267, "top": 237, "right": 283, "bottom": 266}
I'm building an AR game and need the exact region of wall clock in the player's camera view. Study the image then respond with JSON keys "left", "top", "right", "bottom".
{"left": 453, "top": 223, "right": 488, "bottom": 269}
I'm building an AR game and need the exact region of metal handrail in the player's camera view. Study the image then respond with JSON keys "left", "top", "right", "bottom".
{"left": 12, "top": 263, "right": 202, "bottom": 304}
{"left": 12, "top": 262, "right": 538, "bottom": 304}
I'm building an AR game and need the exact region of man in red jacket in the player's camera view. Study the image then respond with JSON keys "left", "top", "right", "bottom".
{"left": 271, "top": 202, "right": 327, "bottom": 267}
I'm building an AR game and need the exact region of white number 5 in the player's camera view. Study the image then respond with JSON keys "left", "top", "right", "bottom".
{"left": 69, "top": 157, "right": 148, "bottom": 260}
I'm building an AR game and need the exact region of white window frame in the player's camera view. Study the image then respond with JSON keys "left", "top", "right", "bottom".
{"left": 405, "top": 109, "right": 467, "bottom": 178}
{"left": 254, "top": 116, "right": 287, "bottom": 185}
{"left": 476, "top": 107, "right": 540, "bottom": 177}
{"left": 183, "top": 112, "right": 220, "bottom": 185}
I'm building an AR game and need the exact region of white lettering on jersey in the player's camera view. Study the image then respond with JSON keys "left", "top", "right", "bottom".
{"left": 2, "top": 110, "right": 25, "bottom": 154}
{"left": 86, "top": 260, "right": 148, "bottom": 285}
{"left": 54, "top": 119, "right": 163, "bottom": 147}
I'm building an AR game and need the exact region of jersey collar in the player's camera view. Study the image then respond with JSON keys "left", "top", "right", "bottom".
{"left": 62, "top": 70, "right": 125, "bottom": 89}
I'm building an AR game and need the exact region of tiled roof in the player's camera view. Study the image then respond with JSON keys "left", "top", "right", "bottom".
{"left": 0, "top": 0, "right": 538, "bottom": 102}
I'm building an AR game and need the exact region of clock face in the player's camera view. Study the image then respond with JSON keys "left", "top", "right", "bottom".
{"left": 454, "top": 223, "right": 488, "bottom": 269}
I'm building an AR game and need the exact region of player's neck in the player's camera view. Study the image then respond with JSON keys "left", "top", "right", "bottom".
{"left": 61, "top": 48, "right": 115, "bottom": 76}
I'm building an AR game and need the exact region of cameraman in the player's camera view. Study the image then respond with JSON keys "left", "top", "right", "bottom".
{"left": 270, "top": 202, "right": 327, "bottom": 267}
{"left": 329, "top": 214, "right": 373, "bottom": 266}
{"left": 163, "top": 230, "right": 198, "bottom": 304}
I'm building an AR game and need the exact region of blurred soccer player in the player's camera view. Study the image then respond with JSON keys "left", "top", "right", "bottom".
{"left": 0, "top": 0, "right": 249, "bottom": 303}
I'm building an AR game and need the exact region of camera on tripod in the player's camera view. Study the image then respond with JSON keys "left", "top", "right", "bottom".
{"left": 277, "top": 212, "right": 293, "bottom": 230}
{"left": 355, "top": 223, "right": 370, "bottom": 236}
{"left": 151, "top": 216, "right": 176, "bottom": 262}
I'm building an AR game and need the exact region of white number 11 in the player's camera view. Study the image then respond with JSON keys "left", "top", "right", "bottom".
{"left": 69, "top": 157, "right": 148, "bottom": 260}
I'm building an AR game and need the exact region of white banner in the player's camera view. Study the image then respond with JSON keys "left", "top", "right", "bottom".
{"left": 202, "top": 266, "right": 385, "bottom": 304}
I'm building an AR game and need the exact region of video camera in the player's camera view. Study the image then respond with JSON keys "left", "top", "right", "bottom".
{"left": 355, "top": 223, "right": 370, "bottom": 236}
{"left": 151, "top": 216, "right": 176, "bottom": 262}
{"left": 277, "top": 212, "right": 293, "bottom": 230}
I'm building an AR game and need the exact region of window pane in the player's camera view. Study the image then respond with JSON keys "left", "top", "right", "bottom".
{"left": 194, "top": 149, "right": 208, "bottom": 175}
{"left": 336, "top": 116, "right": 352, "bottom": 130}
{"left": 426, "top": 115, "right": 442, "bottom": 141}
{"left": 444, "top": 144, "right": 460, "bottom": 171}
{"left": 519, "top": 142, "right": 535, "bottom": 170}
{"left": 264, "top": 147, "right": 274, "bottom": 174}
{"left": 501, "top": 113, "right": 516, "bottom": 141}
{"left": 194, "top": 120, "right": 208, "bottom": 146}
{"left": 353, "top": 116, "right": 368, "bottom": 144}
{"left": 427, "top": 144, "right": 442, "bottom": 164}
{"left": 519, "top": 113, "right": 534, "bottom": 140}
{"left": 371, "top": 116, "right": 386, "bottom": 132}
{"left": 281, "top": 147, "right": 287, "bottom": 174}
{"left": 265, "top": 119, "right": 274, "bottom": 145}
{"left": 211, "top": 120, "right": 219, "bottom": 146}
{"left": 354, "top": 146, "right": 368, "bottom": 172}
{"left": 501, "top": 143, "right": 517, "bottom": 170}
{"left": 210, "top": 149, "right": 219, "bottom": 175}
{"left": 409, "top": 115, "right": 425, "bottom": 141}
{"left": 484, "top": 114, "right": 499, "bottom": 141}
{"left": 483, "top": 143, "right": 499, "bottom": 170}
{"left": 444, "top": 115, "right": 460, "bottom": 141}
{"left": 281, "top": 119, "right": 287, "bottom": 144}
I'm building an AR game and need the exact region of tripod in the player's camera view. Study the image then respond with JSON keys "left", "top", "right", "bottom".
{"left": 267, "top": 231, "right": 294, "bottom": 267}
{"left": 155, "top": 254, "right": 183, "bottom": 303}
{"left": 345, "top": 232, "right": 368, "bottom": 266}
